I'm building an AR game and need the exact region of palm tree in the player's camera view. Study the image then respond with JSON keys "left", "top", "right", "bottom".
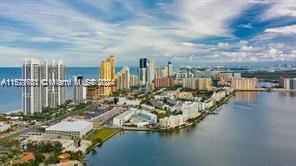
{"left": 90, "top": 148, "right": 97, "bottom": 166}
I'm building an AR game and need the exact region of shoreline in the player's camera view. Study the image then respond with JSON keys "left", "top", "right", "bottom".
{"left": 1, "top": 109, "right": 21, "bottom": 115}
{"left": 121, "top": 94, "right": 231, "bottom": 133}
{"left": 1, "top": 88, "right": 294, "bottom": 115}
{"left": 84, "top": 94, "right": 232, "bottom": 156}
{"left": 84, "top": 128, "right": 122, "bottom": 155}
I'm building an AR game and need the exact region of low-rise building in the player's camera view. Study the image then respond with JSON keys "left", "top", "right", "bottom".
{"left": 178, "top": 102, "right": 201, "bottom": 120}
{"left": 138, "top": 110, "right": 157, "bottom": 123}
{"left": 113, "top": 109, "right": 137, "bottom": 127}
{"left": 45, "top": 120, "right": 93, "bottom": 138}
{"left": 117, "top": 97, "right": 140, "bottom": 106}
{"left": 205, "top": 99, "right": 214, "bottom": 109}
{"left": 141, "top": 104, "right": 155, "bottom": 111}
{"left": 211, "top": 91, "right": 226, "bottom": 102}
{"left": 0, "top": 122, "right": 10, "bottom": 132}
{"left": 113, "top": 108, "right": 157, "bottom": 127}
{"left": 159, "top": 115, "right": 185, "bottom": 129}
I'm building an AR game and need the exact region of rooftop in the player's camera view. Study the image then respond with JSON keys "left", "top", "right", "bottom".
{"left": 46, "top": 120, "right": 92, "bottom": 132}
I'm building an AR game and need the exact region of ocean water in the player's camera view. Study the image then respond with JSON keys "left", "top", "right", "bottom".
{"left": 84, "top": 92, "right": 296, "bottom": 166}
{"left": 0, "top": 67, "right": 138, "bottom": 113}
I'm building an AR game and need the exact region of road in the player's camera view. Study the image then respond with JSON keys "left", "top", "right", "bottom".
{"left": 4, "top": 104, "right": 94, "bottom": 139}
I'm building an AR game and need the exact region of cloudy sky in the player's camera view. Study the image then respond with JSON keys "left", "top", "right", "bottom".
{"left": 0, "top": 0, "right": 295, "bottom": 67}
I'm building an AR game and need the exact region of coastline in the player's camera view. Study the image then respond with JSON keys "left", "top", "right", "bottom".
{"left": 1, "top": 109, "right": 21, "bottom": 115}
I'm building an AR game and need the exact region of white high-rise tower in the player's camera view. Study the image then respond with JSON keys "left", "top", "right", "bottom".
{"left": 22, "top": 58, "right": 42, "bottom": 114}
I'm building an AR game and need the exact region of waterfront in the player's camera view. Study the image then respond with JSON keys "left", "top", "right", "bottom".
{"left": 84, "top": 92, "right": 296, "bottom": 166}
{"left": 0, "top": 67, "right": 138, "bottom": 113}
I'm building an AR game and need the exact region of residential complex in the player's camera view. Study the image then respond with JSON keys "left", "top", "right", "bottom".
{"left": 116, "top": 67, "right": 130, "bottom": 90}
{"left": 147, "top": 58, "right": 155, "bottom": 84}
{"left": 73, "top": 75, "right": 84, "bottom": 103}
{"left": 113, "top": 108, "right": 157, "bottom": 127}
{"left": 183, "top": 78, "right": 212, "bottom": 91}
{"left": 139, "top": 58, "right": 148, "bottom": 86}
{"left": 159, "top": 115, "right": 185, "bottom": 129}
{"left": 22, "top": 58, "right": 66, "bottom": 114}
{"left": 218, "top": 72, "right": 241, "bottom": 86}
{"left": 279, "top": 77, "right": 296, "bottom": 89}
{"left": 154, "top": 77, "right": 174, "bottom": 88}
{"left": 179, "top": 102, "right": 201, "bottom": 120}
{"left": 231, "top": 78, "right": 257, "bottom": 90}
{"left": 87, "top": 55, "right": 116, "bottom": 100}
{"left": 130, "top": 75, "right": 139, "bottom": 87}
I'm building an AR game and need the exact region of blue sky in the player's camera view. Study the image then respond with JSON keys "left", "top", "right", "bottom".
{"left": 0, "top": 0, "right": 295, "bottom": 66}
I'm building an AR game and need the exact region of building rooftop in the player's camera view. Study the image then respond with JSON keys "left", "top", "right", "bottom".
{"left": 20, "top": 152, "right": 34, "bottom": 162}
{"left": 114, "top": 109, "right": 136, "bottom": 119}
{"left": 46, "top": 120, "right": 92, "bottom": 132}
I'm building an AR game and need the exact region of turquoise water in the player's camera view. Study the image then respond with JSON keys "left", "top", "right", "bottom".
{"left": 0, "top": 67, "right": 138, "bottom": 113}
{"left": 84, "top": 92, "right": 296, "bottom": 166}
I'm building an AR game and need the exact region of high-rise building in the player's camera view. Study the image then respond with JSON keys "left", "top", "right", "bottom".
{"left": 196, "top": 78, "right": 213, "bottom": 91}
{"left": 231, "top": 78, "right": 257, "bottom": 90}
{"left": 46, "top": 60, "right": 65, "bottom": 108}
{"left": 183, "top": 78, "right": 212, "bottom": 91}
{"left": 22, "top": 58, "right": 66, "bottom": 115}
{"left": 100, "top": 60, "right": 112, "bottom": 80}
{"left": 22, "top": 58, "right": 42, "bottom": 115}
{"left": 279, "top": 77, "right": 296, "bottom": 89}
{"left": 130, "top": 75, "right": 139, "bottom": 87}
{"left": 162, "top": 66, "right": 168, "bottom": 78}
{"left": 147, "top": 58, "right": 155, "bottom": 83}
{"left": 107, "top": 55, "right": 116, "bottom": 80}
{"left": 87, "top": 55, "right": 116, "bottom": 101}
{"left": 168, "top": 61, "right": 173, "bottom": 77}
{"left": 73, "top": 75, "right": 84, "bottom": 103}
{"left": 139, "top": 58, "right": 147, "bottom": 86}
{"left": 100, "top": 55, "right": 115, "bottom": 80}
{"left": 116, "top": 67, "right": 130, "bottom": 90}
{"left": 154, "top": 77, "right": 174, "bottom": 88}
{"left": 155, "top": 67, "right": 162, "bottom": 78}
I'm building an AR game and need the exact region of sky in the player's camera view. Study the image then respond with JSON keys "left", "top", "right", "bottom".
{"left": 0, "top": 0, "right": 296, "bottom": 67}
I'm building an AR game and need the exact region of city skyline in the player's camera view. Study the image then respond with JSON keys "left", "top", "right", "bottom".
{"left": 0, "top": 0, "right": 295, "bottom": 67}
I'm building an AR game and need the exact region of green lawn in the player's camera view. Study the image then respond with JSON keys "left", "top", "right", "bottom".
{"left": 89, "top": 128, "right": 120, "bottom": 144}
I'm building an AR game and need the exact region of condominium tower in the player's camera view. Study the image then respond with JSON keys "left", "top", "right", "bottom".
{"left": 100, "top": 55, "right": 115, "bottom": 81}
{"left": 139, "top": 58, "right": 147, "bottom": 86}
{"left": 73, "top": 75, "right": 84, "bottom": 103}
{"left": 139, "top": 58, "right": 155, "bottom": 86}
{"left": 22, "top": 58, "right": 65, "bottom": 114}
{"left": 116, "top": 67, "right": 130, "bottom": 90}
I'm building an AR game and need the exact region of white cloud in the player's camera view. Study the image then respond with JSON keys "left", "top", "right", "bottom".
{"left": 240, "top": 45, "right": 256, "bottom": 52}
{"left": 218, "top": 42, "right": 230, "bottom": 49}
{"left": 0, "top": 0, "right": 295, "bottom": 66}
{"left": 262, "top": 0, "right": 296, "bottom": 19}
{"left": 264, "top": 25, "right": 296, "bottom": 34}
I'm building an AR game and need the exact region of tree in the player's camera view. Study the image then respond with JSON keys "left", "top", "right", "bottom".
{"left": 46, "top": 155, "right": 59, "bottom": 164}
{"left": 34, "top": 152, "right": 45, "bottom": 164}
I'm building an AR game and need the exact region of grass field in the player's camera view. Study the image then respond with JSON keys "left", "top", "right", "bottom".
{"left": 89, "top": 128, "right": 120, "bottom": 144}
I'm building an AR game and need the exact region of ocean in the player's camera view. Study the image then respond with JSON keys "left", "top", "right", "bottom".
{"left": 0, "top": 67, "right": 138, "bottom": 113}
